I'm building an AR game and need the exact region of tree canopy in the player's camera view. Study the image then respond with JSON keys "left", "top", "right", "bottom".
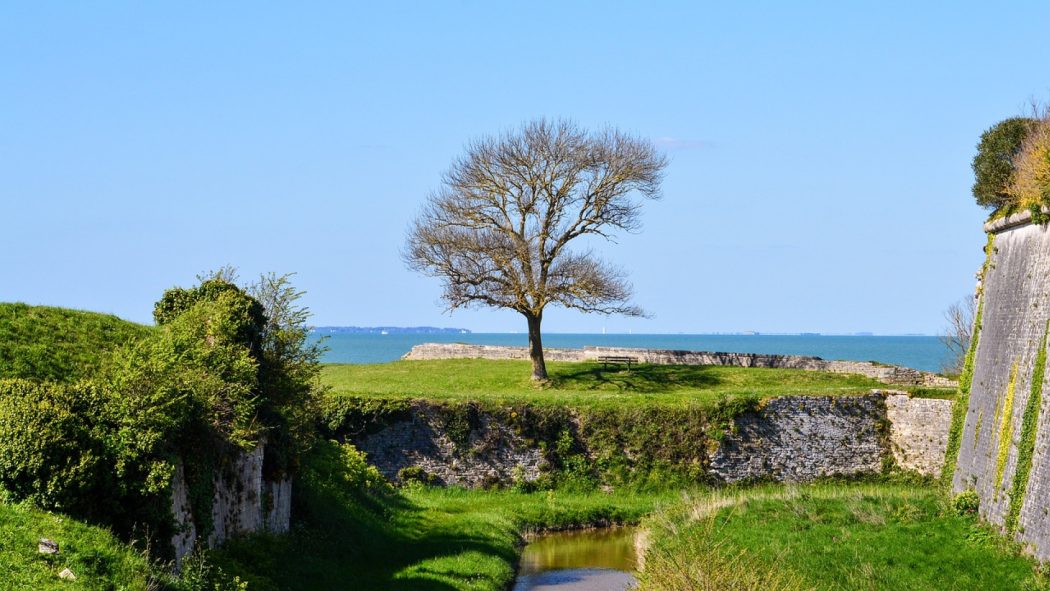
{"left": 405, "top": 119, "right": 667, "bottom": 380}
{"left": 972, "top": 117, "right": 1036, "bottom": 210}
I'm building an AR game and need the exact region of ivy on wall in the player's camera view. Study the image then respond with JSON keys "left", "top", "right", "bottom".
{"left": 994, "top": 360, "right": 1020, "bottom": 498}
{"left": 1005, "top": 321, "right": 1050, "bottom": 534}
{"left": 942, "top": 234, "right": 995, "bottom": 488}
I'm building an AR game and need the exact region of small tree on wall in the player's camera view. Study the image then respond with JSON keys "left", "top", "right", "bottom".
{"left": 404, "top": 119, "right": 667, "bottom": 381}
{"left": 972, "top": 117, "right": 1037, "bottom": 210}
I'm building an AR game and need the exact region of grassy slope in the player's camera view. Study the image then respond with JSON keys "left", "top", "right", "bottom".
{"left": 322, "top": 359, "right": 899, "bottom": 408}
{"left": 0, "top": 303, "right": 151, "bottom": 382}
{"left": 639, "top": 484, "right": 1047, "bottom": 591}
{"left": 215, "top": 441, "right": 676, "bottom": 591}
{"left": 0, "top": 502, "right": 155, "bottom": 591}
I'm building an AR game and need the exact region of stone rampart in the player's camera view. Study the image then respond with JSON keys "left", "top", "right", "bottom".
{"left": 954, "top": 209, "right": 1050, "bottom": 560}
{"left": 170, "top": 442, "right": 291, "bottom": 569}
{"left": 885, "top": 393, "right": 952, "bottom": 477}
{"left": 349, "top": 391, "right": 951, "bottom": 489}
{"left": 353, "top": 404, "right": 545, "bottom": 487}
{"left": 710, "top": 395, "right": 886, "bottom": 482}
{"left": 403, "top": 343, "right": 956, "bottom": 388}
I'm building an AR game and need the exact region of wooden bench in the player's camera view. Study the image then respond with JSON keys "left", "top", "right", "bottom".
{"left": 596, "top": 355, "right": 639, "bottom": 371}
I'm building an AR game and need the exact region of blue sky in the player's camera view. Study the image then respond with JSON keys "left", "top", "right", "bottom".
{"left": 2, "top": 2, "right": 1047, "bottom": 334}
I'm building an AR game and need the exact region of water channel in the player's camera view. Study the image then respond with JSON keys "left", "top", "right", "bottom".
{"left": 512, "top": 527, "right": 638, "bottom": 591}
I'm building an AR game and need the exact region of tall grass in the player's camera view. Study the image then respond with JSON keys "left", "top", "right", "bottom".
{"left": 637, "top": 484, "right": 1050, "bottom": 591}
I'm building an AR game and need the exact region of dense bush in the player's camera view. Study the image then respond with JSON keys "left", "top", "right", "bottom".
{"left": 0, "top": 379, "right": 115, "bottom": 520}
{"left": 972, "top": 117, "right": 1037, "bottom": 210}
{"left": 1007, "top": 117, "right": 1050, "bottom": 218}
{"left": 0, "top": 273, "right": 323, "bottom": 554}
{"left": 953, "top": 489, "right": 980, "bottom": 516}
{"left": 249, "top": 273, "right": 326, "bottom": 478}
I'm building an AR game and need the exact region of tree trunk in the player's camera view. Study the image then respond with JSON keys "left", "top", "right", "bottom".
{"left": 525, "top": 312, "right": 548, "bottom": 381}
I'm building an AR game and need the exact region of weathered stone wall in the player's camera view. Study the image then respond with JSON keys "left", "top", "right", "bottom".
{"left": 885, "top": 393, "right": 952, "bottom": 477}
{"left": 354, "top": 404, "right": 545, "bottom": 487}
{"left": 403, "top": 343, "right": 955, "bottom": 388}
{"left": 170, "top": 442, "right": 292, "bottom": 569}
{"left": 710, "top": 395, "right": 886, "bottom": 482}
{"left": 954, "top": 210, "right": 1050, "bottom": 560}
{"left": 351, "top": 392, "right": 951, "bottom": 489}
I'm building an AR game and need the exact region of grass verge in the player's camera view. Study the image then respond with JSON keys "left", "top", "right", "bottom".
{"left": 322, "top": 359, "right": 899, "bottom": 408}
{"left": 0, "top": 501, "right": 155, "bottom": 591}
{"left": 638, "top": 483, "right": 1049, "bottom": 591}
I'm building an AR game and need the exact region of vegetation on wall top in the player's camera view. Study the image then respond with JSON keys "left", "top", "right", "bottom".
{"left": 0, "top": 271, "right": 324, "bottom": 555}
{"left": 973, "top": 109, "right": 1050, "bottom": 222}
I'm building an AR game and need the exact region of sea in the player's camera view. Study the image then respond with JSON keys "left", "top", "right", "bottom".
{"left": 311, "top": 332, "right": 951, "bottom": 373}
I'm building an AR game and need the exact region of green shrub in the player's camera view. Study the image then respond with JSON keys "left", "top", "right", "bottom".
{"left": 1006, "top": 117, "right": 1050, "bottom": 219}
{"left": 299, "top": 441, "right": 389, "bottom": 499}
{"left": 0, "top": 379, "right": 115, "bottom": 520}
{"left": 176, "top": 549, "right": 251, "bottom": 591}
{"left": 397, "top": 466, "right": 438, "bottom": 485}
{"left": 973, "top": 117, "right": 1037, "bottom": 210}
{"left": 953, "top": 489, "right": 981, "bottom": 516}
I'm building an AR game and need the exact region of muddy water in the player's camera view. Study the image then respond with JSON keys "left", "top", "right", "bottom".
{"left": 512, "top": 527, "right": 638, "bottom": 591}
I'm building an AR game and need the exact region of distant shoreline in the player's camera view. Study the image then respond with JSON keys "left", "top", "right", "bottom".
{"left": 312, "top": 326, "right": 471, "bottom": 335}
{"left": 309, "top": 332, "right": 948, "bottom": 372}
{"left": 312, "top": 328, "right": 931, "bottom": 337}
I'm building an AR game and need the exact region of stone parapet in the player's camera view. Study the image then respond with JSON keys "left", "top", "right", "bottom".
{"left": 403, "top": 343, "right": 956, "bottom": 388}
{"left": 346, "top": 391, "right": 952, "bottom": 491}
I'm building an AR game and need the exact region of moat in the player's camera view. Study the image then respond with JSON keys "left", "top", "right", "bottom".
{"left": 512, "top": 527, "right": 638, "bottom": 591}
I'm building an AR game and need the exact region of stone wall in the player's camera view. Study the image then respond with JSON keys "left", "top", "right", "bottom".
{"left": 710, "top": 395, "right": 885, "bottom": 483}
{"left": 953, "top": 210, "right": 1050, "bottom": 561}
{"left": 403, "top": 343, "right": 956, "bottom": 388}
{"left": 885, "top": 393, "right": 952, "bottom": 477}
{"left": 351, "top": 392, "right": 952, "bottom": 489}
{"left": 170, "top": 442, "right": 292, "bottom": 569}
{"left": 354, "top": 404, "right": 545, "bottom": 487}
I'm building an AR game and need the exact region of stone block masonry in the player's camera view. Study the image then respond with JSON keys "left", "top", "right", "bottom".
{"left": 710, "top": 395, "right": 886, "bottom": 482}
{"left": 353, "top": 404, "right": 545, "bottom": 487}
{"left": 885, "top": 393, "right": 952, "bottom": 477}
{"left": 349, "top": 391, "right": 952, "bottom": 489}
{"left": 954, "top": 209, "right": 1050, "bottom": 561}
{"left": 403, "top": 343, "right": 956, "bottom": 388}
{"left": 170, "top": 441, "right": 291, "bottom": 570}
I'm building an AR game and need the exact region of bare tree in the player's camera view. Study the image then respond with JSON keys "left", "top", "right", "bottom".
{"left": 405, "top": 119, "right": 667, "bottom": 381}
{"left": 941, "top": 295, "right": 977, "bottom": 377}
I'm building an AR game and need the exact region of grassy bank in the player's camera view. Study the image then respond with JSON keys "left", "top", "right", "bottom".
{"left": 0, "top": 502, "right": 155, "bottom": 591}
{"left": 322, "top": 359, "right": 898, "bottom": 408}
{"left": 638, "top": 483, "right": 1048, "bottom": 591}
{"left": 0, "top": 303, "right": 150, "bottom": 383}
{"left": 213, "top": 441, "right": 677, "bottom": 591}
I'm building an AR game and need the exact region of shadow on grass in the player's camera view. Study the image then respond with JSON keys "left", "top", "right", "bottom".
{"left": 214, "top": 442, "right": 517, "bottom": 591}
{"left": 549, "top": 363, "right": 723, "bottom": 393}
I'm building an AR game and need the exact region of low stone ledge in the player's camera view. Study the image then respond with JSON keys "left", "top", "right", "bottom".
{"left": 403, "top": 343, "right": 957, "bottom": 388}
{"left": 983, "top": 207, "right": 1050, "bottom": 234}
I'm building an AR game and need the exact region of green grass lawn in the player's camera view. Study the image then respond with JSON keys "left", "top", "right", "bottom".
{"left": 638, "top": 484, "right": 1048, "bottom": 591}
{"left": 321, "top": 359, "right": 904, "bottom": 408}
{"left": 0, "top": 502, "right": 155, "bottom": 591}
